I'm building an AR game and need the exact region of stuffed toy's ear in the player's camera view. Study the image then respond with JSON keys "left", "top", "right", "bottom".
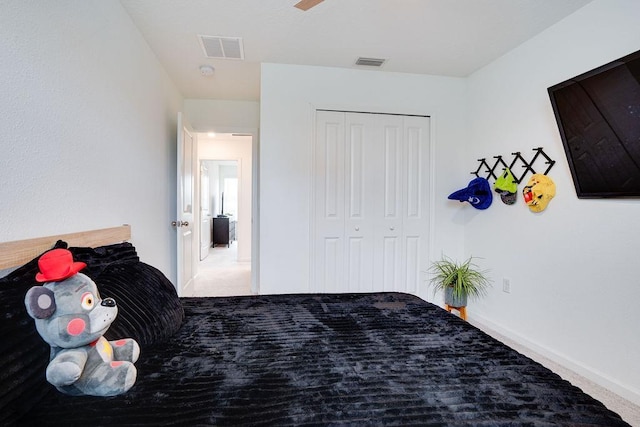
{"left": 25, "top": 286, "right": 56, "bottom": 319}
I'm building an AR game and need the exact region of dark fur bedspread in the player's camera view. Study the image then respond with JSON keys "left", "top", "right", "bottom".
{"left": 21, "top": 293, "right": 628, "bottom": 426}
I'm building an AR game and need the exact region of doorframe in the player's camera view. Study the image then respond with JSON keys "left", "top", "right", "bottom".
{"left": 192, "top": 129, "right": 260, "bottom": 295}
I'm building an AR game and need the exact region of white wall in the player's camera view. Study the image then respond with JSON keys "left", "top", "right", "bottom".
{"left": 0, "top": 1, "right": 183, "bottom": 279}
{"left": 199, "top": 137, "right": 253, "bottom": 262}
{"left": 183, "top": 99, "right": 259, "bottom": 133}
{"left": 466, "top": 0, "right": 640, "bottom": 404}
{"left": 260, "top": 64, "right": 467, "bottom": 295}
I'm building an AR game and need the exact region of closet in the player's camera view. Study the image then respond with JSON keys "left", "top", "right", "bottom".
{"left": 312, "top": 110, "right": 431, "bottom": 294}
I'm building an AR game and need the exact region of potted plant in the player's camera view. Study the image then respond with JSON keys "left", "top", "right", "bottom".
{"left": 428, "top": 255, "right": 491, "bottom": 308}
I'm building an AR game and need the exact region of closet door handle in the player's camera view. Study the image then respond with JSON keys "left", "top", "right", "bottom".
{"left": 355, "top": 226, "right": 360, "bottom": 231}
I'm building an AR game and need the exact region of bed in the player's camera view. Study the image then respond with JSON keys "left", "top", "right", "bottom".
{"left": 0, "top": 226, "right": 630, "bottom": 426}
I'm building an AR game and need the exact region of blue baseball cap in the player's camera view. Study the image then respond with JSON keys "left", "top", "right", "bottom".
{"left": 448, "top": 177, "right": 493, "bottom": 210}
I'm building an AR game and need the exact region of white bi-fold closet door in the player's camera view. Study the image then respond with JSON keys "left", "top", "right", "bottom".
{"left": 313, "top": 110, "right": 431, "bottom": 294}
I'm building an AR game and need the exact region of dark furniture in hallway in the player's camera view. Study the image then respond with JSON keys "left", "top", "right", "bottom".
{"left": 213, "top": 216, "right": 236, "bottom": 247}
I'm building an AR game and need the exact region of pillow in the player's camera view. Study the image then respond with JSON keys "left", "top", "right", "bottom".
{"left": 0, "top": 247, "right": 58, "bottom": 424}
{"left": 64, "top": 242, "right": 184, "bottom": 347}
{"left": 95, "top": 261, "right": 185, "bottom": 347}
{"left": 68, "top": 241, "right": 139, "bottom": 276}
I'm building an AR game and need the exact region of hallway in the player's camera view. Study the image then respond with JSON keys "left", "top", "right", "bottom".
{"left": 192, "top": 242, "right": 252, "bottom": 297}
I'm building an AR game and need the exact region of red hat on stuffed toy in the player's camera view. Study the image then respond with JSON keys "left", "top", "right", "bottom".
{"left": 35, "top": 248, "right": 86, "bottom": 283}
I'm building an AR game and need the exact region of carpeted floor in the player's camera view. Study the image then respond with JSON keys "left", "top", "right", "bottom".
{"left": 192, "top": 243, "right": 251, "bottom": 297}
{"left": 469, "top": 321, "right": 640, "bottom": 427}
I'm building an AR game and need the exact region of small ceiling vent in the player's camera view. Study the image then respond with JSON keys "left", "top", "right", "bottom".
{"left": 355, "top": 57, "right": 386, "bottom": 67}
{"left": 199, "top": 35, "right": 244, "bottom": 60}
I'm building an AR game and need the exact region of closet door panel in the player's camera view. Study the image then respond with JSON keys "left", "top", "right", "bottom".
{"left": 372, "top": 116, "right": 403, "bottom": 291}
{"left": 406, "top": 125, "right": 423, "bottom": 218}
{"left": 403, "top": 236, "right": 420, "bottom": 293}
{"left": 322, "top": 237, "right": 342, "bottom": 293}
{"left": 383, "top": 123, "right": 402, "bottom": 218}
{"left": 380, "top": 236, "right": 401, "bottom": 292}
{"left": 347, "top": 237, "right": 366, "bottom": 292}
{"left": 345, "top": 114, "right": 375, "bottom": 291}
{"left": 347, "top": 124, "right": 365, "bottom": 219}
{"left": 314, "top": 111, "right": 346, "bottom": 292}
{"left": 402, "top": 116, "right": 431, "bottom": 294}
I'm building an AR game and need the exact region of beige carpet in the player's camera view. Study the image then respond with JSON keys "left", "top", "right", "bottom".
{"left": 192, "top": 244, "right": 252, "bottom": 297}
{"left": 470, "top": 319, "right": 640, "bottom": 426}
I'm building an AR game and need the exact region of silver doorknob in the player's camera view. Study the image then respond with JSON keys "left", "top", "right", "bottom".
{"left": 355, "top": 226, "right": 360, "bottom": 231}
{"left": 390, "top": 226, "right": 395, "bottom": 231}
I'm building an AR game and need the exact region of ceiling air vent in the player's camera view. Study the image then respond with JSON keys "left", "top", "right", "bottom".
{"left": 199, "top": 35, "right": 244, "bottom": 60}
{"left": 355, "top": 57, "right": 386, "bottom": 67}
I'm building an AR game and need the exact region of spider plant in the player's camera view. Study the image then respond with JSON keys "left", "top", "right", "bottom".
{"left": 428, "top": 255, "right": 491, "bottom": 306}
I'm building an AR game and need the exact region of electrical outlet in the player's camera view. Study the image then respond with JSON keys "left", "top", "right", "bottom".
{"left": 502, "top": 278, "right": 511, "bottom": 293}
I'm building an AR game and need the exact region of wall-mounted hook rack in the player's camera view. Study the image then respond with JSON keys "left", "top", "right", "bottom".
{"left": 471, "top": 147, "right": 555, "bottom": 184}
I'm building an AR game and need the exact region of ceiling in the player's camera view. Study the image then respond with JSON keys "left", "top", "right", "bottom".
{"left": 119, "top": 0, "right": 592, "bottom": 101}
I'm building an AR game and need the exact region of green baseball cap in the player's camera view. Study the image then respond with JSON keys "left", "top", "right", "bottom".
{"left": 494, "top": 168, "right": 517, "bottom": 205}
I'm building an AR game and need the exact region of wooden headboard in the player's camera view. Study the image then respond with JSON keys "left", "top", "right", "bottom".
{"left": 0, "top": 225, "right": 131, "bottom": 270}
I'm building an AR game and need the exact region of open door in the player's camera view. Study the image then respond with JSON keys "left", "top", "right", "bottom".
{"left": 174, "top": 112, "right": 195, "bottom": 296}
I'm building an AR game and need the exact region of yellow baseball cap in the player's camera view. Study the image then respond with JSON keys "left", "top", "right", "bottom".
{"left": 523, "top": 174, "right": 556, "bottom": 212}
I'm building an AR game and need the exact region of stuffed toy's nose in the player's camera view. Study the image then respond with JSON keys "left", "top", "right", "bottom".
{"left": 101, "top": 298, "right": 117, "bottom": 308}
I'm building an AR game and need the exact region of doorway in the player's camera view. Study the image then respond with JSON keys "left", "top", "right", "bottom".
{"left": 193, "top": 134, "right": 253, "bottom": 297}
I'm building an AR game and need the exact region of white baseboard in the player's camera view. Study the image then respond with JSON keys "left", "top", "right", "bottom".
{"left": 181, "top": 277, "right": 195, "bottom": 298}
{"left": 469, "top": 312, "right": 640, "bottom": 407}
